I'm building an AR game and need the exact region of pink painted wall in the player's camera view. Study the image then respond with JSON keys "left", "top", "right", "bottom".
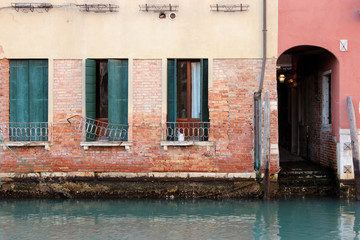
{"left": 279, "top": 0, "right": 360, "bottom": 138}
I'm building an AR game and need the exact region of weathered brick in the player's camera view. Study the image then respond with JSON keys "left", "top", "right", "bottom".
{"left": 0, "top": 58, "right": 279, "bottom": 175}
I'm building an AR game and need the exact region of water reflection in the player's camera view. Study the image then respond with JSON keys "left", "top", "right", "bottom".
{"left": 0, "top": 199, "right": 359, "bottom": 240}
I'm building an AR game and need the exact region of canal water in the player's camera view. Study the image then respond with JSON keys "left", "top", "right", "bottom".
{"left": 0, "top": 199, "right": 359, "bottom": 240}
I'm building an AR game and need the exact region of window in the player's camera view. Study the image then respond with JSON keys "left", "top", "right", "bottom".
{"left": 85, "top": 59, "right": 128, "bottom": 141}
{"left": 9, "top": 60, "right": 48, "bottom": 141}
{"left": 322, "top": 70, "right": 332, "bottom": 127}
{"left": 167, "top": 59, "right": 209, "bottom": 141}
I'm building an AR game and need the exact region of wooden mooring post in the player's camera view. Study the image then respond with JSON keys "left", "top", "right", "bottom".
{"left": 263, "top": 92, "right": 271, "bottom": 200}
{"left": 346, "top": 96, "right": 360, "bottom": 200}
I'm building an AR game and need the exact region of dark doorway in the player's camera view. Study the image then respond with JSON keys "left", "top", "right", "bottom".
{"left": 277, "top": 46, "right": 338, "bottom": 167}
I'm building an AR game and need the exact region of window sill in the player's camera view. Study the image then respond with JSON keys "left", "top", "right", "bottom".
{"left": 80, "top": 141, "right": 132, "bottom": 151}
{"left": 160, "top": 141, "right": 214, "bottom": 151}
{"left": 1, "top": 141, "right": 51, "bottom": 150}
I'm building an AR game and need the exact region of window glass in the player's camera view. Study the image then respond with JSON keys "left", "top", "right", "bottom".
{"left": 96, "top": 61, "right": 108, "bottom": 119}
{"left": 191, "top": 62, "right": 200, "bottom": 118}
{"left": 177, "top": 61, "right": 188, "bottom": 119}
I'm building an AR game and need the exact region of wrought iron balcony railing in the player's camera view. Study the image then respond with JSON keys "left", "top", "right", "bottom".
{"left": 165, "top": 122, "right": 210, "bottom": 141}
{"left": 0, "top": 122, "right": 50, "bottom": 141}
{"left": 67, "top": 115, "right": 128, "bottom": 142}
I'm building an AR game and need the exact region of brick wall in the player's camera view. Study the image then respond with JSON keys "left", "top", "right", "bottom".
{"left": 0, "top": 58, "right": 279, "bottom": 175}
{"left": 306, "top": 78, "right": 337, "bottom": 170}
{"left": 295, "top": 54, "right": 337, "bottom": 170}
{"left": 0, "top": 59, "right": 9, "bottom": 124}
{"left": 319, "top": 54, "right": 338, "bottom": 170}
{"left": 0, "top": 59, "right": 84, "bottom": 172}
{"left": 320, "top": 130, "right": 337, "bottom": 169}
{"left": 133, "top": 59, "right": 162, "bottom": 168}
{"left": 53, "top": 60, "right": 83, "bottom": 123}
{"left": 51, "top": 59, "right": 83, "bottom": 167}
{"left": 211, "top": 58, "right": 278, "bottom": 173}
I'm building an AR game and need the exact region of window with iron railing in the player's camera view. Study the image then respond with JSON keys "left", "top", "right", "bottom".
{"left": 164, "top": 122, "right": 210, "bottom": 141}
{"left": 85, "top": 59, "right": 128, "bottom": 141}
{"left": 8, "top": 59, "right": 49, "bottom": 141}
{"left": 0, "top": 122, "right": 50, "bottom": 142}
{"left": 167, "top": 59, "right": 209, "bottom": 141}
{"left": 71, "top": 116, "right": 128, "bottom": 142}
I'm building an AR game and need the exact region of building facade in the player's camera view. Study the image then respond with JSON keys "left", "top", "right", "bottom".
{"left": 278, "top": 0, "right": 360, "bottom": 183}
{"left": 0, "top": 1, "right": 279, "bottom": 180}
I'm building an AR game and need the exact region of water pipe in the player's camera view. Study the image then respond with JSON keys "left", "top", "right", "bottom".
{"left": 0, "top": 136, "right": 1, "bottom": 188}
{"left": 254, "top": 0, "right": 267, "bottom": 172}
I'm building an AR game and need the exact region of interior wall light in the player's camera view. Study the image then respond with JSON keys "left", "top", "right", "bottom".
{"left": 278, "top": 74, "right": 285, "bottom": 83}
{"left": 169, "top": 12, "right": 176, "bottom": 19}
{"left": 159, "top": 12, "right": 166, "bottom": 18}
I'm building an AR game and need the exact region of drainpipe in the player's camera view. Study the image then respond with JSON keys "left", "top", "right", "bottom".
{"left": 254, "top": 0, "right": 267, "bottom": 174}
{"left": 0, "top": 136, "right": 1, "bottom": 188}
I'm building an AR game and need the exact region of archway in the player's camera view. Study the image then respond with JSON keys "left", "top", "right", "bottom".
{"left": 277, "top": 45, "right": 339, "bottom": 168}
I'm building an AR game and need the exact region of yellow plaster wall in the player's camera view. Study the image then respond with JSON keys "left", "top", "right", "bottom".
{"left": 0, "top": 0, "right": 278, "bottom": 59}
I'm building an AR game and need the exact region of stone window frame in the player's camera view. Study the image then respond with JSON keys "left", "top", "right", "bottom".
{"left": 322, "top": 70, "right": 332, "bottom": 130}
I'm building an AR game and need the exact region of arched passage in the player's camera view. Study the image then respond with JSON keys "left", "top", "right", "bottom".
{"left": 277, "top": 45, "right": 339, "bottom": 168}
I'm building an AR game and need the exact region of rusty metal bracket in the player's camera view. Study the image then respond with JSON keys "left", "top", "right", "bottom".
{"left": 210, "top": 4, "right": 249, "bottom": 12}
{"left": 139, "top": 4, "right": 179, "bottom": 12}
{"left": 76, "top": 4, "right": 119, "bottom": 13}
{"left": 11, "top": 3, "right": 53, "bottom": 12}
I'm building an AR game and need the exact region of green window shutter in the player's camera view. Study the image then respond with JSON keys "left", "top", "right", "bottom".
{"left": 200, "top": 59, "right": 209, "bottom": 141}
{"left": 10, "top": 60, "right": 48, "bottom": 141}
{"left": 10, "top": 60, "right": 30, "bottom": 124}
{"left": 29, "top": 60, "right": 48, "bottom": 141}
{"left": 85, "top": 59, "right": 96, "bottom": 141}
{"left": 10, "top": 60, "right": 30, "bottom": 141}
{"left": 86, "top": 59, "right": 96, "bottom": 119}
{"left": 108, "top": 59, "right": 128, "bottom": 141}
{"left": 9, "top": 60, "right": 19, "bottom": 125}
{"left": 167, "top": 59, "right": 177, "bottom": 141}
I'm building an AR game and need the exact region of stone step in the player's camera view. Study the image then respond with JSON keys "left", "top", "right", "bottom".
{"left": 279, "top": 174, "right": 332, "bottom": 180}
{"left": 279, "top": 171, "right": 335, "bottom": 181}
{"left": 279, "top": 185, "right": 334, "bottom": 191}
{"left": 279, "top": 170, "right": 332, "bottom": 176}
{"left": 277, "top": 161, "right": 337, "bottom": 197}
{"left": 279, "top": 174, "right": 333, "bottom": 181}
{"left": 278, "top": 178, "right": 334, "bottom": 187}
{"left": 279, "top": 186, "right": 337, "bottom": 197}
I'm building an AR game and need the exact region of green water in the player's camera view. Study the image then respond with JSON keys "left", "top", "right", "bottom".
{"left": 0, "top": 199, "right": 359, "bottom": 240}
